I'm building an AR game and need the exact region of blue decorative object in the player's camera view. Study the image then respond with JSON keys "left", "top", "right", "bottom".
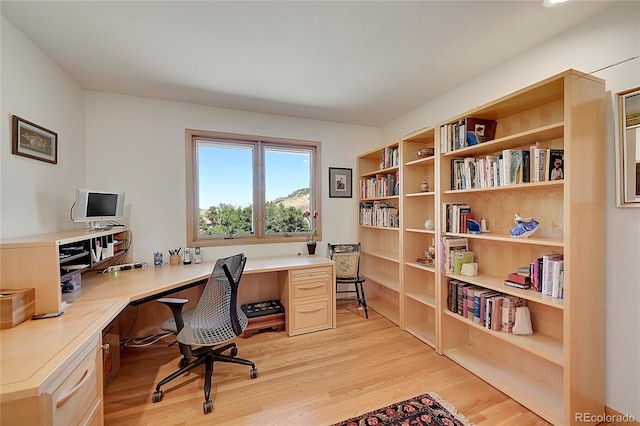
{"left": 466, "top": 131, "right": 479, "bottom": 146}
{"left": 510, "top": 214, "right": 540, "bottom": 238}
{"left": 466, "top": 218, "right": 481, "bottom": 234}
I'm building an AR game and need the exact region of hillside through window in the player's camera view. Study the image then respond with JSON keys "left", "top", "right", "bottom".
{"left": 186, "top": 130, "right": 321, "bottom": 246}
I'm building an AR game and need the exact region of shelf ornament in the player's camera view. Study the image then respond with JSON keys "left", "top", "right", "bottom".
{"left": 509, "top": 214, "right": 539, "bottom": 238}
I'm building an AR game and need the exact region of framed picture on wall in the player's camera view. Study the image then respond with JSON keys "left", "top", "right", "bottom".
{"left": 329, "top": 167, "right": 352, "bottom": 198}
{"left": 615, "top": 87, "right": 640, "bottom": 207}
{"left": 12, "top": 115, "right": 58, "bottom": 164}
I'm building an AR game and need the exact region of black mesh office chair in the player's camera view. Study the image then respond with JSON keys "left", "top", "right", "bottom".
{"left": 328, "top": 243, "right": 368, "bottom": 319}
{"left": 152, "top": 253, "right": 258, "bottom": 414}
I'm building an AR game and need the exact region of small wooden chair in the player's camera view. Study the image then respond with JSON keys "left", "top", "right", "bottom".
{"left": 328, "top": 243, "right": 368, "bottom": 319}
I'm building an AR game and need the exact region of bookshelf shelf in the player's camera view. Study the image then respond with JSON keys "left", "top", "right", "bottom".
{"left": 358, "top": 69, "right": 604, "bottom": 425}
{"left": 444, "top": 346, "right": 564, "bottom": 426}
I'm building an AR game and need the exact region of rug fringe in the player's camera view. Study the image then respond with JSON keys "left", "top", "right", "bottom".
{"left": 426, "top": 392, "right": 476, "bottom": 426}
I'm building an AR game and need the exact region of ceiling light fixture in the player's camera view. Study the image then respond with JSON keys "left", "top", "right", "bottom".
{"left": 543, "top": 0, "right": 569, "bottom": 7}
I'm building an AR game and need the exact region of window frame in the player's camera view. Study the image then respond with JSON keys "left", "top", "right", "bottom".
{"left": 186, "top": 129, "right": 322, "bottom": 247}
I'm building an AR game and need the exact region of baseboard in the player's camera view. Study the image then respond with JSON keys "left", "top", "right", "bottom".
{"left": 603, "top": 406, "right": 639, "bottom": 425}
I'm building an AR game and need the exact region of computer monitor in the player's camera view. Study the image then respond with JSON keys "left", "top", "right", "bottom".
{"left": 73, "top": 188, "right": 125, "bottom": 230}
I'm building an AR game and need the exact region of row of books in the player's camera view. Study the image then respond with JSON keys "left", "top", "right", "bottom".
{"left": 359, "top": 171, "right": 399, "bottom": 199}
{"left": 447, "top": 280, "right": 528, "bottom": 333}
{"left": 503, "top": 254, "right": 564, "bottom": 298}
{"left": 440, "top": 236, "right": 469, "bottom": 274}
{"left": 440, "top": 117, "right": 497, "bottom": 153}
{"left": 450, "top": 147, "right": 564, "bottom": 190}
{"left": 359, "top": 201, "right": 399, "bottom": 228}
{"left": 441, "top": 202, "right": 475, "bottom": 234}
{"left": 381, "top": 146, "right": 399, "bottom": 169}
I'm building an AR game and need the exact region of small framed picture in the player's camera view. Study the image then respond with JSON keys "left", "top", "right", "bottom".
{"left": 329, "top": 167, "right": 352, "bottom": 198}
{"left": 12, "top": 115, "right": 58, "bottom": 164}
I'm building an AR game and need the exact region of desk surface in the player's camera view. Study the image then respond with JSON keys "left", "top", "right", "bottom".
{"left": 0, "top": 255, "right": 333, "bottom": 401}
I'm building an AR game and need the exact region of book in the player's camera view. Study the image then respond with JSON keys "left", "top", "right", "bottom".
{"left": 501, "top": 296, "right": 527, "bottom": 333}
{"left": 443, "top": 237, "right": 469, "bottom": 274}
{"left": 473, "top": 289, "right": 493, "bottom": 325}
{"left": 507, "top": 273, "right": 531, "bottom": 285}
{"left": 549, "top": 149, "right": 564, "bottom": 181}
{"left": 542, "top": 254, "right": 563, "bottom": 295}
{"left": 489, "top": 295, "right": 504, "bottom": 331}
{"left": 478, "top": 291, "right": 500, "bottom": 326}
{"left": 504, "top": 280, "right": 531, "bottom": 289}
{"left": 551, "top": 259, "right": 564, "bottom": 298}
{"left": 454, "top": 251, "right": 475, "bottom": 274}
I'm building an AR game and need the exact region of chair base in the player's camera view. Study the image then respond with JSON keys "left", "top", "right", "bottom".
{"left": 152, "top": 342, "right": 258, "bottom": 414}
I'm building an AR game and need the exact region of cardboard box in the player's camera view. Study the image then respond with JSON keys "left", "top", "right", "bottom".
{"left": 0, "top": 288, "right": 36, "bottom": 329}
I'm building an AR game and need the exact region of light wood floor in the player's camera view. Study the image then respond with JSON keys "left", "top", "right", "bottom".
{"left": 104, "top": 304, "right": 551, "bottom": 425}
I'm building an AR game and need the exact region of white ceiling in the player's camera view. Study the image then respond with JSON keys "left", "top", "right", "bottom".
{"left": 1, "top": 1, "right": 619, "bottom": 127}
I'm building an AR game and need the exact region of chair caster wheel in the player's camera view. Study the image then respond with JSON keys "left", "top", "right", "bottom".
{"left": 152, "top": 390, "right": 163, "bottom": 403}
{"left": 250, "top": 368, "right": 259, "bottom": 379}
{"left": 203, "top": 399, "right": 213, "bottom": 414}
{"left": 231, "top": 347, "right": 238, "bottom": 357}
{"left": 179, "top": 357, "right": 189, "bottom": 368}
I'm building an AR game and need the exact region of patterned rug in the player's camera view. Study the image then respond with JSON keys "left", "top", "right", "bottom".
{"left": 331, "top": 392, "right": 475, "bottom": 426}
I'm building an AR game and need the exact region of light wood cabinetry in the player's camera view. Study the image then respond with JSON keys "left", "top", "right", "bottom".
{"left": 357, "top": 144, "right": 401, "bottom": 325}
{"left": 281, "top": 265, "right": 334, "bottom": 336}
{"left": 358, "top": 70, "right": 605, "bottom": 425}
{"left": 1, "top": 228, "right": 130, "bottom": 315}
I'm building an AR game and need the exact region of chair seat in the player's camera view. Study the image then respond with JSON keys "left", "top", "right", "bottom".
{"left": 161, "top": 308, "right": 195, "bottom": 333}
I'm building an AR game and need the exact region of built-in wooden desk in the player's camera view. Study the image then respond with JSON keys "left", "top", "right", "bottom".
{"left": 0, "top": 254, "right": 335, "bottom": 425}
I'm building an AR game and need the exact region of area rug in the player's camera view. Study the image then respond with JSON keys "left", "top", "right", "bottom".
{"left": 331, "top": 392, "right": 475, "bottom": 426}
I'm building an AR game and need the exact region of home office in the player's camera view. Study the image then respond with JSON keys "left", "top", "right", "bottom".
{"left": 1, "top": 1, "right": 639, "bottom": 425}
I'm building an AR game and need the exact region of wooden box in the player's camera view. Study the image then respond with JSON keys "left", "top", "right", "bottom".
{"left": 0, "top": 288, "right": 35, "bottom": 329}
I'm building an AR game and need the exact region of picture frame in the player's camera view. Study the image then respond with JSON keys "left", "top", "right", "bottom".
{"left": 329, "top": 167, "right": 352, "bottom": 198}
{"left": 615, "top": 87, "right": 640, "bottom": 207}
{"left": 12, "top": 115, "right": 58, "bottom": 164}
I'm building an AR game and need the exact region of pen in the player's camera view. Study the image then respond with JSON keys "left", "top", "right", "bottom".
{"left": 176, "top": 247, "right": 182, "bottom": 256}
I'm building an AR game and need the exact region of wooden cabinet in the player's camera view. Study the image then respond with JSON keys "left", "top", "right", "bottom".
{"left": 0, "top": 228, "right": 130, "bottom": 314}
{"left": 358, "top": 70, "right": 605, "bottom": 425}
{"left": 282, "top": 265, "right": 334, "bottom": 336}
{"left": 400, "top": 128, "right": 437, "bottom": 348}
{"left": 357, "top": 144, "right": 401, "bottom": 325}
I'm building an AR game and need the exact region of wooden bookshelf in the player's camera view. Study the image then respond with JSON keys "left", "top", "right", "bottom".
{"left": 357, "top": 69, "right": 605, "bottom": 425}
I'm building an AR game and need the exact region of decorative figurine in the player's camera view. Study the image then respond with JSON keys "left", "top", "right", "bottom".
{"left": 510, "top": 214, "right": 540, "bottom": 238}
{"left": 424, "top": 219, "right": 435, "bottom": 230}
{"left": 420, "top": 180, "right": 429, "bottom": 192}
{"left": 466, "top": 219, "right": 481, "bottom": 234}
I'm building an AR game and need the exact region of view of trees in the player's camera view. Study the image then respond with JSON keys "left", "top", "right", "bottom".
{"left": 199, "top": 188, "right": 310, "bottom": 236}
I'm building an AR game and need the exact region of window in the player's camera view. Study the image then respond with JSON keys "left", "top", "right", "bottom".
{"left": 186, "top": 130, "right": 321, "bottom": 246}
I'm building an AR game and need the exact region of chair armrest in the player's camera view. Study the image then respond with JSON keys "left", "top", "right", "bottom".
{"left": 158, "top": 297, "right": 188, "bottom": 305}
{"left": 158, "top": 298, "right": 189, "bottom": 332}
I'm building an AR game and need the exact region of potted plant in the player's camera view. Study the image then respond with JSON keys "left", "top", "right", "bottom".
{"left": 303, "top": 210, "right": 319, "bottom": 254}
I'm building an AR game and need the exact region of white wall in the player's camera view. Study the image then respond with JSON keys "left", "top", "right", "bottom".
{"left": 381, "top": 1, "right": 640, "bottom": 418}
{"left": 2, "top": 1, "right": 638, "bottom": 418}
{"left": 0, "top": 17, "right": 86, "bottom": 239}
{"left": 84, "top": 92, "right": 379, "bottom": 262}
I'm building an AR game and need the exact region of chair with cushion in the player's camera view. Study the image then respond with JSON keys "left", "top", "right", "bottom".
{"left": 152, "top": 253, "right": 258, "bottom": 414}
{"left": 328, "top": 243, "right": 368, "bottom": 319}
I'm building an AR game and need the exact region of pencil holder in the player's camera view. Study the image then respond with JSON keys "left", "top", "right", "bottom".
{"left": 169, "top": 255, "right": 180, "bottom": 265}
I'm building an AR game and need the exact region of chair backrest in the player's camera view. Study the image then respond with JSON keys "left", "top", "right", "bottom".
{"left": 328, "top": 243, "right": 361, "bottom": 280}
{"left": 177, "top": 253, "right": 248, "bottom": 346}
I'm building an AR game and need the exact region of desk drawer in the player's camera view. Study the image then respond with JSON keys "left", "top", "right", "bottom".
{"left": 48, "top": 337, "right": 101, "bottom": 426}
{"left": 290, "top": 266, "right": 332, "bottom": 283}
{"left": 290, "top": 299, "right": 331, "bottom": 336}
{"left": 292, "top": 277, "right": 331, "bottom": 300}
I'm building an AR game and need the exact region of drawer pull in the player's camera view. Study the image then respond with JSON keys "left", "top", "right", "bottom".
{"left": 298, "top": 306, "right": 324, "bottom": 314}
{"left": 55, "top": 360, "right": 96, "bottom": 409}
{"left": 299, "top": 283, "right": 324, "bottom": 290}
{"left": 102, "top": 343, "right": 110, "bottom": 354}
